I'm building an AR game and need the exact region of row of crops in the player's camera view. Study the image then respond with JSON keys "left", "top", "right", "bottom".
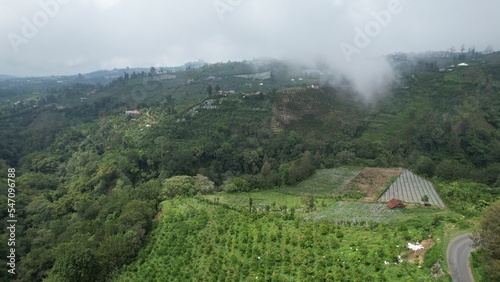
{"left": 282, "top": 167, "right": 362, "bottom": 197}
{"left": 379, "top": 170, "right": 445, "bottom": 207}
{"left": 306, "top": 202, "right": 403, "bottom": 223}
{"left": 119, "top": 198, "right": 427, "bottom": 281}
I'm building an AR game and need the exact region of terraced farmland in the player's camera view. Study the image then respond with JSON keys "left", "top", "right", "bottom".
{"left": 305, "top": 202, "right": 402, "bottom": 223}
{"left": 379, "top": 170, "right": 445, "bottom": 207}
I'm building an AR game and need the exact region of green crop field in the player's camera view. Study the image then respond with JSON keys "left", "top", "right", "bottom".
{"left": 305, "top": 201, "right": 403, "bottom": 224}
{"left": 203, "top": 190, "right": 304, "bottom": 210}
{"left": 281, "top": 167, "right": 362, "bottom": 197}
{"left": 118, "top": 198, "right": 435, "bottom": 281}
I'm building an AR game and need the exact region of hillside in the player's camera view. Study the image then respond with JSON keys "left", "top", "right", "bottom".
{"left": 0, "top": 52, "right": 499, "bottom": 281}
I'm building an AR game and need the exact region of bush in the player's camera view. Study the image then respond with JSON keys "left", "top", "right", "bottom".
{"left": 435, "top": 159, "right": 469, "bottom": 180}
{"left": 161, "top": 176, "right": 195, "bottom": 199}
{"left": 415, "top": 156, "right": 436, "bottom": 177}
{"left": 222, "top": 177, "right": 250, "bottom": 193}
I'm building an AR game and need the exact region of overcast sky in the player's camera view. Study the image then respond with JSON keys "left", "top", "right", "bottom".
{"left": 1, "top": 0, "right": 499, "bottom": 77}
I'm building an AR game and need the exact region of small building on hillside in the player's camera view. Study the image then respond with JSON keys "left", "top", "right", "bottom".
{"left": 125, "top": 110, "right": 141, "bottom": 115}
{"left": 457, "top": 63, "right": 469, "bottom": 67}
{"left": 387, "top": 198, "right": 405, "bottom": 209}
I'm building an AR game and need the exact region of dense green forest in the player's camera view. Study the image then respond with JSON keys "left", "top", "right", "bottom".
{"left": 0, "top": 53, "right": 499, "bottom": 281}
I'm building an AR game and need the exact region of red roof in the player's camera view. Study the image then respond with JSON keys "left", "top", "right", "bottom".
{"left": 387, "top": 198, "right": 405, "bottom": 209}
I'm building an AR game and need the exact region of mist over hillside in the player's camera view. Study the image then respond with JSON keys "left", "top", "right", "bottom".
{"left": 1, "top": 48, "right": 500, "bottom": 281}
{"left": 2, "top": 0, "right": 500, "bottom": 280}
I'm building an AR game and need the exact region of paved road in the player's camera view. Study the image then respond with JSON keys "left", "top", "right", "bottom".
{"left": 448, "top": 234, "right": 475, "bottom": 282}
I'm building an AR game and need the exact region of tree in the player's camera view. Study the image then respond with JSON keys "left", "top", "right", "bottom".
{"left": 300, "top": 151, "right": 313, "bottom": 178}
{"left": 436, "top": 159, "right": 469, "bottom": 180}
{"left": 50, "top": 238, "right": 105, "bottom": 282}
{"left": 215, "top": 84, "right": 221, "bottom": 93}
{"left": 336, "top": 150, "right": 355, "bottom": 165}
{"left": 161, "top": 175, "right": 196, "bottom": 199}
{"left": 154, "top": 136, "right": 169, "bottom": 163}
{"left": 222, "top": 177, "right": 250, "bottom": 193}
{"left": 149, "top": 67, "right": 156, "bottom": 76}
{"left": 421, "top": 195, "right": 429, "bottom": 204}
{"left": 279, "top": 164, "right": 289, "bottom": 187}
{"left": 288, "top": 162, "right": 298, "bottom": 185}
{"left": 472, "top": 201, "right": 500, "bottom": 281}
{"left": 415, "top": 156, "right": 436, "bottom": 177}
{"left": 165, "top": 94, "right": 175, "bottom": 114}
{"left": 484, "top": 45, "right": 493, "bottom": 54}
{"left": 260, "top": 161, "right": 271, "bottom": 178}
{"left": 301, "top": 195, "right": 315, "bottom": 212}
{"left": 206, "top": 84, "right": 213, "bottom": 96}
{"left": 194, "top": 174, "right": 215, "bottom": 194}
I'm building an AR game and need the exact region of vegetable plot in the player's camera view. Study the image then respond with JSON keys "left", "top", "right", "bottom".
{"left": 379, "top": 170, "right": 445, "bottom": 207}
{"left": 306, "top": 202, "right": 402, "bottom": 223}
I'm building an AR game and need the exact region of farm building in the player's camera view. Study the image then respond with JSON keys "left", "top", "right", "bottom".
{"left": 125, "top": 110, "right": 141, "bottom": 115}
{"left": 387, "top": 198, "right": 405, "bottom": 209}
{"left": 457, "top": 63, "right": 469, "bottom": 67}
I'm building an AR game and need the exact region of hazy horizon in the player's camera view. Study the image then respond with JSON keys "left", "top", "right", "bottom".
{"left": 1, "top": 0, "right": 498, "bottom": 77}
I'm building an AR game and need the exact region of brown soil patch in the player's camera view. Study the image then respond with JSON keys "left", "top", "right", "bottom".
{"left": 346, "top": 167, "right": 403, "bottom": 201}
{"left": 406, "top": 239, "right": 435, "bottom": 264}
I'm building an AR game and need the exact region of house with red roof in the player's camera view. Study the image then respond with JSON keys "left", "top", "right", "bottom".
{"left": 125, "top": 110, "right": 141, "bottom": 115}
{"left": 387, "top": 198, "right": 405, "bottom": 209}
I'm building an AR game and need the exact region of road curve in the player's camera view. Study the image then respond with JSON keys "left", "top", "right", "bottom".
{"left": 447, "top": 234, "right": 475, "bottom": 282}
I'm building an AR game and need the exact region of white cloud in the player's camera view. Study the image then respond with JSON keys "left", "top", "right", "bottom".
{"left": 90, "top": 0, "right": 122, "bottom": 9}
{"left": 1, "top": 0, "right": 499, "bottom": 77}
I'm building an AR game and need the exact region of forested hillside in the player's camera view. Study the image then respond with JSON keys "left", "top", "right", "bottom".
{"left": 0, "top": 53, "right": 499, "bottom": 281}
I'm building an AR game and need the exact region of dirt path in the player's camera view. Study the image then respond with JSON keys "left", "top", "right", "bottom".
{"left": 146, "top": 108, "right": 156, "bottom": 124}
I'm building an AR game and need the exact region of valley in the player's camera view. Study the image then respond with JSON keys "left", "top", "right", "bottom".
{"left": 0, "top": 52, "right": 499, "bottom": 281}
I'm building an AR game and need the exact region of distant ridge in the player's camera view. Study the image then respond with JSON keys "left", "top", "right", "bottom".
{"left": 0, "top": 74, "right": 17, "bottom": 80}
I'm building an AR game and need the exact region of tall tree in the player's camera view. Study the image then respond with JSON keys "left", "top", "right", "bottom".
{"left": 300, "top": 151, "right": 313, "bottom": 177}
{"left": 260, "top": 161, "right": 271, "bottom": 178}
{"left": 288, "top": 162, "right": 298, "bottom": 185}
{"left": 206, "top": 84, "right": 213, "bottom": 96}
{"left": 472, "top": 200, "right": 500, "bottom": 281}
{"left": 301, "top": 195, "right": 315, "bottom": 212}
{"left": 154, "top": 136, "right": 169, "bottom": 163}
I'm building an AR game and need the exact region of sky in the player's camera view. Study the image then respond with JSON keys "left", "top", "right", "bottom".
{"left": 1, "top": 0, "right": 499, "bottom": 77}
